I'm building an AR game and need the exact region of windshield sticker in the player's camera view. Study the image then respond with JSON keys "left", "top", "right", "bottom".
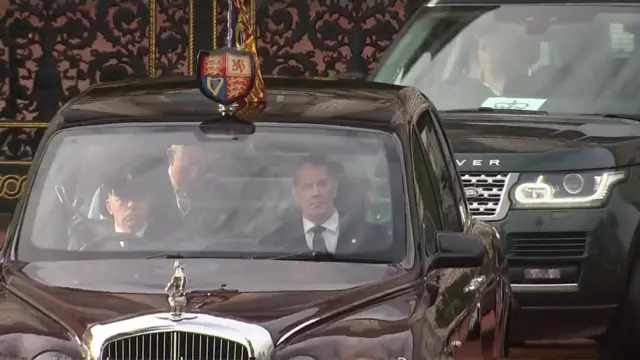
{"left": 481, "top": 97, "right": 547, "bottom": 111}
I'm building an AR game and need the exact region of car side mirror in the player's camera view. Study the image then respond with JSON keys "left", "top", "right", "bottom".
{"left": 431, "top": 232, "right": 485, "bottom": 269}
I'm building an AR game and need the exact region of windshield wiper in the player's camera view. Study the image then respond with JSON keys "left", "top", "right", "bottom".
{"left": 252, "top": 250, "right": 391, "bottom": 264}
{"left": 146, "top": 251, "right": 391, "bottom": 263}
{"left": 577, "top": 113, "right": 640, "bottom": 122}
{"left": 147, "top": 252, "right": 194, "bottom": 259}
{"left": 146, "top": 252, "right": 242, "bottom": 259}
{"left": 441, "top": 107, "right": 549, "bottom": 115}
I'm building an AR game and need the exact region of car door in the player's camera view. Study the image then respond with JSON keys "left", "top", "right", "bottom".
{"left": 469, "top": 220, "right": 506, "bottom": 359}
{"left": 409, "top": 127, "right": 453, "bottom": 357}
{"left": 426, "top": 106, "right": 503, "bottom": 359}
{"left": 415, "top": 110, "right": 485, "bottom": 359}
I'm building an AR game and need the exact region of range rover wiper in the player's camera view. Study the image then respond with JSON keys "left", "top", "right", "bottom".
{"left": 578, "top": 113, "right": 640, "bottom": 122}
{"left": 254, "top": 250, "right": 391, "bottom": 264}
{"left": 441, "top": 107, "right": 550, "bottom": 115}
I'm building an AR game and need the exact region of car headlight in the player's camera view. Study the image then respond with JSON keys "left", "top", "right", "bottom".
{"left": 511, "top": 170, "right": 625, "bottom": 208}
{"left": 288, "top": 357, "right": 380, "bottom": 360}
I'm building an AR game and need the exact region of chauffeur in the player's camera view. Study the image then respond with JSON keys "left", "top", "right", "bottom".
{"left": 105, "top": 167, "right": 152, "bottom": 237}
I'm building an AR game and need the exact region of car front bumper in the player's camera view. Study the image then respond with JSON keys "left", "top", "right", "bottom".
{"left": 488, "top": 189, "right": 640, "bottom": 341}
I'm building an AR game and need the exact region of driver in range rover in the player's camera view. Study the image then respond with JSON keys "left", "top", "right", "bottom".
{"left": 465, "top": 25, "right": 531, "bottom": 97}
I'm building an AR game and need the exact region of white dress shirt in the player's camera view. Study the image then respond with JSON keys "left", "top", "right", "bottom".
{"left": 303, "top": 210, "right": 339, "bottom": 253}
{"left": 115, "top": 224, "right": 147, "bottom": 237}
{"left": 115, "top": 224, "right": 147, "bottom": 247}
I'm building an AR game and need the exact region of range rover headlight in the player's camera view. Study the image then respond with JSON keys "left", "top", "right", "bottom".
{"left": 511, "top": 170, "right": 626, "bottom": 208}
{"left": 288, "top": 357, "right": 380, "bottom": 360}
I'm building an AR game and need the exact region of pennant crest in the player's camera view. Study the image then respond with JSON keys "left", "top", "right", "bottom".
{"left": 197, "top": 48, "right": 256, "bottom": 106}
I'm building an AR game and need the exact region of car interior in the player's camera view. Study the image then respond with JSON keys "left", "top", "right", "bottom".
{"left": 48, "top": 132, "right": 397, "bottom": 254}
{"left": 381, "top": 5, "right": 640, "bottom": 113}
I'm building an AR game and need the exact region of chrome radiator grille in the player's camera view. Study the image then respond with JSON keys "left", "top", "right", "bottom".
{"left": 461, "top": 172, "right": 511, "bottom": 220}
{"left": 101, "top": 331, "right": 249, "bottom": 360}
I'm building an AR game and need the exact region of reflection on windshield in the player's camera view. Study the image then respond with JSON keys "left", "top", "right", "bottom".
{"left": 374, "top": 5, "right": 640, "bottom": 116}
{"left": 19, "top": 125, "right": 404, "bottom": 263}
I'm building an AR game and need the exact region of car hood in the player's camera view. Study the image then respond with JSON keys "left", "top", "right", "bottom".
{"left": 4, "top": 259, "right": 410, "bottom": 341}
{"left": 441, "top": 113, "right": 640, "bottom": 172}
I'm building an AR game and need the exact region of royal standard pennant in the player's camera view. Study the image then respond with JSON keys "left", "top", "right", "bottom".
{"left": 196, "top": 48, "right": 256, "bottom": 106}
{"left": 229, "top": 0, "right": 267, "bottom": 118}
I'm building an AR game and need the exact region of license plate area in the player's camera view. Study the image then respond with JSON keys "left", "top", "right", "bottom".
{"left": 524, "top": 268, "right": 561, "bottom": 280}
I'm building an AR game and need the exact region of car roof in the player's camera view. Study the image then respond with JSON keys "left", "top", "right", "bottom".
{"left": 428, "top": 0, "right": 640, "bottom": 5}
{"left": 59, "top": 76, "right": 410, "bottom": 128}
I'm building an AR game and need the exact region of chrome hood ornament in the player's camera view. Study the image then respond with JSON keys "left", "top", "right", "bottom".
{"left": 159, "top": 260, "right": 196, "bottom": 322}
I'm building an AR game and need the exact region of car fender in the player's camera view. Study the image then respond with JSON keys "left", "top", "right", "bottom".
{"left": 272, "top": 288, "right": 425, "bottom": 360}
{"left": 0, "top": 289, "right": 82, "bottom": 359}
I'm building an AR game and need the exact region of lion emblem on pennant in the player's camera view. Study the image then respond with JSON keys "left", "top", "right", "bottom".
{"left": 196, "top": 48, "right": 256, "bottom": 106}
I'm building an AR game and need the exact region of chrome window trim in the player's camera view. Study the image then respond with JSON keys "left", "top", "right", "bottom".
{"left": 82, "top": 312, "right": 275, "bottom": 360}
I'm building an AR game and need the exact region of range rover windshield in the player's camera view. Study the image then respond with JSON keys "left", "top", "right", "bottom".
{"left": 17, "top": 124, "right": 404, "bottom": 262}
{"left": 373, "top": 5, "right": 640, "bottom": 116}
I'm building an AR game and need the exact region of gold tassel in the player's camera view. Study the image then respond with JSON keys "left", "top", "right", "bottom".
{"left": 212, "top": 0, "right": 218, "bottom": 49}
{"left": 233, "top": 0, "right": 267, "bottom": 119}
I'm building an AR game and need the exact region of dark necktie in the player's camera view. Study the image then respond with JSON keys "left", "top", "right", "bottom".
{"left": 310, "top": 225, "right": 328, "bottom": 253}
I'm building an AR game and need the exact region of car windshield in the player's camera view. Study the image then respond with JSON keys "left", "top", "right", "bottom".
{"left": 373, "top": 4, "right": 640, "bottom": 117}
{"left": 17, "top": 124, "right": 405, "bottom": 262}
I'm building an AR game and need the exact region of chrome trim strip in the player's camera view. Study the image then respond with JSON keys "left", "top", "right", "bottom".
{"left": 471, "top": 173, "right": 519, "bottom": 222}
{"left": 276, "top": 318, "right": 320, "bottom": 346}
{"left": 82, "top": 312, "right": 274, "bottom": 360}
{"left": 511, "top": 283, "right": 579, "bottom": 293}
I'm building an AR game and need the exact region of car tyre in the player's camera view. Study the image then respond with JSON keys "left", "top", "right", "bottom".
{"left": 596, "top": 261, "right": 640, "bottom": 360}
{"left": 596, "top": 320, "right": 630, "bottom": 360}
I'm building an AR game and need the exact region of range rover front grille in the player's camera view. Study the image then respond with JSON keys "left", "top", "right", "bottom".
{"left": 461, "top": 172, "right": 512, "bottom": 220}
{"left": 508, "top": 233, "right": 587, "bottom": 258}
{"left": 101, "top": 331, "right": 249, "bottom": 360}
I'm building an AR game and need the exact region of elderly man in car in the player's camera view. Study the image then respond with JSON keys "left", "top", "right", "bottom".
{"left": 69, "top": 160, "right": 158, "bottom": 250}
{"left": 103, "top": 168, "right": 153, "bottom": 238}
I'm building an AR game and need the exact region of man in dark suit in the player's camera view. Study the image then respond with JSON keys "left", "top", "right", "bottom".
{"left": 69, "top": 160, "right": 164, "bottom": 250}
{"left": 142, "top": 144, "right": 209, "bottom": 235}
{"left": 102, "top": 159, "right": 169, "bottom": 241}
{"left": 261, "top": 154, "right": 386, "bottom": 254}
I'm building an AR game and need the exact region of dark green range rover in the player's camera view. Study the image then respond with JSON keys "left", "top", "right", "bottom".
{"left": 373, "top": 0, "right": 640, "bottom": 358}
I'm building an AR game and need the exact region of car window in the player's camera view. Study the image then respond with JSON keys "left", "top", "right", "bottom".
{"left": 373, "top": 5, "right": 640, "bottom": 117}
{"left": 17, "top": 124, "right": 405, "bottom": 262}
{"left": 421, "top": 109, "right": 468, "bottom": 230}
{"left": 410, "top": 128, "right": 440, "bottom": 255}
{"left": 415, "top": 111, "right": 460, "bottom": 231}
